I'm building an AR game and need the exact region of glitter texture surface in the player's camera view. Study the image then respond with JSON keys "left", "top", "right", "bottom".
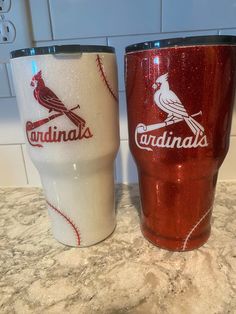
{"left": 125, "top": 45, "right": 236, "bottom": 250}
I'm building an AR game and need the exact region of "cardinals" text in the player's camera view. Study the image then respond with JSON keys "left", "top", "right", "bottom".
{"left": 26, "top": 124, "right": 93, "bottom": 148}
{"left": 135, "top": 129, "right": 208, "bottom": 152}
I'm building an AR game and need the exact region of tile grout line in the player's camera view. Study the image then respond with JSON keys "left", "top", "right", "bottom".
{"left": 35, "top": 36, "right": 108, "bottom": 43}
{"left": 4, "top": 63, "right": 13, "bottom": 97}
{"left": 33, "top": 28, "right": 224, "bottom": 44}
{"left": 47, "top": 0, "right": 54, "bottom": 40}
{"left": 160, "top": 0, "right": 163, "bottom": 32}
{"left": 20, "top": 144, "right": 29, "bottom": 185}
{"left": 0, "top": 96, "right": 15, "bottom": 100}
{"left": 0, "top": 143, "right": 25, "bottom": 146}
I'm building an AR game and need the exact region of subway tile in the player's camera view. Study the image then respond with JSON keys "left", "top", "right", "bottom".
{"left": 35, "top": 37, "right": 107, "bottom": 47}
{"left": 108, "top": 30, "right": 217, "bottom": 91}
{"left": 119, "top": 92, "right": 128, "bottom": 140}
{"left": 162, "top": 0, "right": 236, "bottom": 32}
{"left": 116, "top": 140, "right": 138, "bottom": 184}
{"left": 29, "top": 0, "right": 52, "bottom": 41}
{"left": 22, "top": 144, "right": 42, "bottom": 186}
{"left": 48, "top": 0, "right": 160, "bottom": 39}
{"left": 0, "top": 98, "right": 25, "bottom": 144}
{"left": 218, "top": 136, "right": 236, "bottom": 181}
{"left": 231, "top": 107, "right": 236, "bottom": 136}
{"left": 219, "top": 29, "right": 236, "bottom": 35}
{"left": 0, "top": 64, "right": 11, "bottom": 97}
{"left": 6, "top": 63, "right": 15, "bottom": 96}
{"left": 0, "top": 145, "right": 27, "bottom": 186}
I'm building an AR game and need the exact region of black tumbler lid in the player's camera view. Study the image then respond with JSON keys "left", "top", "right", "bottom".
{"left": 11, "top": 44, "right": 115, "bottom": 59}
{"left": 126, "top": 35, "right": 236, "bottom": 53}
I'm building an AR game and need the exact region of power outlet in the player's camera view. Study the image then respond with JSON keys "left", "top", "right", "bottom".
{"left": 0, "top": 0, "right": 32, "bottom": 63}
{"left": 0, "top": 0, "right": 11, "bottom": 13}
{"left": 0, "top": 19, "right": 15, "bottom": 43}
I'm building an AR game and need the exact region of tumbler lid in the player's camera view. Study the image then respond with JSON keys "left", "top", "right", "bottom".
{"left": 125, "top": 35, "right": 236, "bottom": 53}
{"left": 10, "top": 44, "right": 115, "bottom": 59}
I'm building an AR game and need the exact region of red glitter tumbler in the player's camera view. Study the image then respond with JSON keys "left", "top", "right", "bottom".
{"left": 125, "top": 36, "right": 236, "bottom": 251}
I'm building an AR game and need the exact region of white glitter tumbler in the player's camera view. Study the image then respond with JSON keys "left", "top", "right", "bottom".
{"left": 10, "top": 45, "right": 119, "bottom": 247}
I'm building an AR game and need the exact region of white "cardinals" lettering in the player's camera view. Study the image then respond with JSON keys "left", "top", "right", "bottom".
{"left": 135, "top": 72, "right": 208, "bottom": 152}
{"left": 135, "top": 129, "right": 208, "bottom": 152}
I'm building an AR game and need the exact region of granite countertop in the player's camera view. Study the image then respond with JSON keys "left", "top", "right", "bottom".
{"left": 0, "top": 182, "right": 236, "bottom": 314}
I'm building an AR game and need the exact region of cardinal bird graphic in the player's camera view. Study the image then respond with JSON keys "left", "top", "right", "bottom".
{"left": 153, "top": 73, "right": 204, "bottom": 136}
{"left": 31, "top": 70, "right": 85, "bottom": 128}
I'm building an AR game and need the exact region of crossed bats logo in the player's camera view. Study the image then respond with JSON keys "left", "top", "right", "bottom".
{"left": 25, "top": 70, "right": 93, "bottom": 148}
{"left": 152, "top": 72, "right": 204, "bottom": 135}
{"left": 135, "top": 72, "right": 208, "bottom": 151}
{"left": 29, "top": 70, "right": 85, "bottom": 128}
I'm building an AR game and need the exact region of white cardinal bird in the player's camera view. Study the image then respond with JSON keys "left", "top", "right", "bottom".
{"left": 153, "top": 73, "right": 204, "bottom": 136}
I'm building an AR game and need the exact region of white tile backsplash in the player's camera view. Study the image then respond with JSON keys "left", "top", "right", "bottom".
{"left": 0, "top": 98, "right": 24, "bottom": 144}
{"left": 119, "top": 92, "right": 128, "bottom": 140}
{"left": 48, "top": 0, "right": 161, "bottom": 39}
{"left": 116, "top": 141, "right": 138, "bottom": 184}
{"left": 22, "top": 145, "right": 41, "bottom": 186}
{"left": 29, "top": 0, "right": 52, "bottom": 41}
{"left": 219, "top": 29, "right": 236, "bottom": 35}
{"left": 219, "top": 136, "right": 236, "bottom": 181}
{"left": 0, "top": 145, "right": 27, "bottom": 185}
{"left": 162, "top": 0, "right": 236, "bottom": 32}
{"left": 6, "top": 63, "right": 15, "bottom": 96}
{"left": 0, "top": 63, "right": 11, "bottom": 97}
{"left": 231, "top": 107, "right": 236, "bottom": 136}
{"left": 1, "top": 1, "right": 236, "bottom": 185}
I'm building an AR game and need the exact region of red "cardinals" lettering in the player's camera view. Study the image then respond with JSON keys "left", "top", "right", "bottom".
{"left": 26, "top": 70, "right": 93, "bottom": 148}
{"left": 26, "top": 125, "right": 93, "bottom": 148}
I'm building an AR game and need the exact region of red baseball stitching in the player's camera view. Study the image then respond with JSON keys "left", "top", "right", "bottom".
{"left": 96, "top": 54, "right": 118, "bottom": 102}
{"left": 46, "top": 200, "right": 81, "bottom": 246}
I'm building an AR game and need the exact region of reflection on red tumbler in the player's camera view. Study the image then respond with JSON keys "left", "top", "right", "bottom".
{"left": 125, "top": 36, "right": 236, "bottom": 251}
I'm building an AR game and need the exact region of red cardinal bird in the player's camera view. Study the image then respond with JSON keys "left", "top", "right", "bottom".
{"left": 30, "top": 70, "right": 85, "bottom": 128}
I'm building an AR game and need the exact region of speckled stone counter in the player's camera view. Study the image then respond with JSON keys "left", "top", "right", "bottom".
{"left": 0, "top": 182, "right": 236, "bottom": 314}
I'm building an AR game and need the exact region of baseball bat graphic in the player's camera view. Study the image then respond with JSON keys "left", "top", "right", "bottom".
{"left": 26, "top": 105, "right": 80, "bottom": 131}
{"left": 136, "top": 111, "right": 202, "bottom": 134}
